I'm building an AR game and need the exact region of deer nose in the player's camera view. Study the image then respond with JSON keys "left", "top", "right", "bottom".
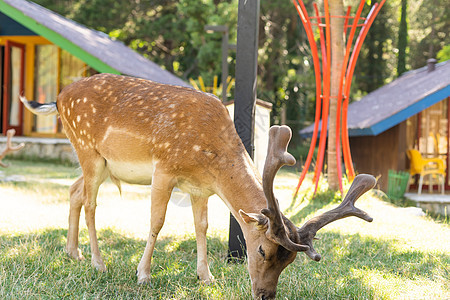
{"left": 260, "top": 292, "right": 276, "bottom": 300}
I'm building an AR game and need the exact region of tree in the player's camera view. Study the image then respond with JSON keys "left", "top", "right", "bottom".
{"left": 34, "top": 0, "right": 239, "bottom": 87}
{"left": 408, "top": 0, "right": 449, "bottom": 68}
{"left": 353, "top": 1, "right": 393, "bottom": 93}
{"left": 397, "top": 0, "right": 408, "bottom": 76}
{"left": 36, "top": 0, "right": 427, "bottom": 157}
{"left": 258, "top": 0, "right": 315, "bottom": 146}
{"left": 327, "top": 0, "right": 345, "bottom": 191}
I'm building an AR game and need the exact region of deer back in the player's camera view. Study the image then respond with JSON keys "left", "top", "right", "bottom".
{"left": 58, "top": 74, "right": 247, "bottom": 188}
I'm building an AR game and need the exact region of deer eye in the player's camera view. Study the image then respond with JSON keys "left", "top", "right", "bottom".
{"left": 258, "top": 245, "right": 265, "bottom": 258}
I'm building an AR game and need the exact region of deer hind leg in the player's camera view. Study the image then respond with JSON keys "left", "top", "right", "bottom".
{"left": 80, "top": 156, "right": 109, "bottom": 271}
{"left": 191, "top": 195, "right": 214, "bottom": 284}
{"left": 137, "top": 169, "right": 176, "bottom": 284}
{"left": 66, "top": 176, "right": 85, "bottom": 261}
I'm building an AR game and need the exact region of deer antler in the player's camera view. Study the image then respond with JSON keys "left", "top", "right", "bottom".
{"left": 262, "top": 125, "right": 309, "bottom": 252}
{"left": 297, "top": 174, "right": 376, "bottom": 261}
{"left": 0, "top": 129, "right": 25, "bottom": 167}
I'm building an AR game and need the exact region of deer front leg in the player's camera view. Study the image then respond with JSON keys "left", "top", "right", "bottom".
{"left": 191, "top": 195, "right": 214, "bottom": 284}
{"left": 137, "top": 171, "right": 176, "bottom": 284}
{"left": 66, "top": 176, "right": 85, "bottom": 261}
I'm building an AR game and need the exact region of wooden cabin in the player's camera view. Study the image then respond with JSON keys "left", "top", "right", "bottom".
{"left": 0, "top": 0, "right": 188, "bottom": 138}
{"left": 301, "top": 59, "right": 450, "bottom": 191}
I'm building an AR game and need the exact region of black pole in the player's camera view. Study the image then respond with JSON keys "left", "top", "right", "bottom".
{"left": 228, "top": 0, "right": 260, "bottom": 261}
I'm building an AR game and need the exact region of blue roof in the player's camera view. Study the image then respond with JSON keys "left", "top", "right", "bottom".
{"left": 300, "top": 60, "right": 450, "bottom": 137}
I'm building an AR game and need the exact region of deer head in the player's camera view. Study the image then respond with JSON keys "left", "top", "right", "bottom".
{"left": 240, "top": 125, "right": 375, "bottom": 299}
{"left": 0, "top": 129, "right": 25, "bottom": 167}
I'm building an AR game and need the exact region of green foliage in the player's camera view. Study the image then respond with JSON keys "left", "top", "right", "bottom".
{"left": 353, "top": 1, "right": 395, "bottom": 93}
{"left": 34, "top": 0, "right": 239, "bottom": 85}
{"left": 408, "top": 0, "right": 449, "bottom": 69}
{"left": 437, "top": 45, "right": 450, "bottom": 62}
{"left": 258, "top": 1, "right": 316, "bottom": 146}
{"left": 33, "top": 0, "right": 316, "bottom": 148}
{"left": 32, "top": 0, "right": 449, "bottom": 148}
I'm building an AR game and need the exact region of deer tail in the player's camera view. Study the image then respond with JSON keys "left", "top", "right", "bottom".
{"left": 20, "top": 95, "right": 58, "bottom": 116}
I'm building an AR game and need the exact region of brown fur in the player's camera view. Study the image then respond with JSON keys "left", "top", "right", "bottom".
{"left": 56, "top": 74, "right": 287, "bottom": 299}
{"left": 22, "top": 73, "right": 375, "bottom": 300}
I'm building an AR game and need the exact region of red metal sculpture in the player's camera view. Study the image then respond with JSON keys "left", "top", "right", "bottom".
{"left": 293, "top": 0, "right": 385, "bottom": 196}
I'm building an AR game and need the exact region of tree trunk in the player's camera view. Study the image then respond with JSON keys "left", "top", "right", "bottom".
{"left": 397, "top": 0, "right": 408, "bottom": 77}
{"left": 327, "top": 0, "right": 345, "bottom": 191}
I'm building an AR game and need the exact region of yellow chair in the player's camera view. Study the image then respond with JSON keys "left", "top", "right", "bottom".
{"left": 406, "top": 149, "right": 446, "bottom": 194}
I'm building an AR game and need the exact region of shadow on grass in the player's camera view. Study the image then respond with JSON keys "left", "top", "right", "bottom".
{"left": 0, "top": 228, "right": 240, "bottom": 299}
{"left": 0, "top": 226, "right": 448, "bottom": 299}
{"left": 287, "top": 189, "right": 340, "bottom": 225}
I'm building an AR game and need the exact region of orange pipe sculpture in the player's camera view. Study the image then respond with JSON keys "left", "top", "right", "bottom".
{"left": 293, "top": 0, "right": 385, "bottom": 197}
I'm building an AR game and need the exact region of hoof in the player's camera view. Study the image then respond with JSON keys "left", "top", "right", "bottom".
{"left": 201, "top": 277, "right": 215, "bottom": 285}
{"left": 136, "top": 262, "right": 151, "bottom": 284}
{"left": 66, "top": 247, "right": 85, "bottom": 261}
{"left": 92, "top": 258, "right": 107, "bottom": 272}
{"left": 137, "top": 273, "right": 151, "bottom": 284}
{"left": 198, "top": 274, "right": 215, "bottom": 285}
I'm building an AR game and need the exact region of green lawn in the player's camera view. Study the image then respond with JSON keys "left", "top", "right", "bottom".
{"left": 0, "top": 159, "right": 449, "bottom": 299}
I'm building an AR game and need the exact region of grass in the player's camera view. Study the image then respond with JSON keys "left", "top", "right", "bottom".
{"left": 1, "top": 159, "right": 449, "bottom": 299}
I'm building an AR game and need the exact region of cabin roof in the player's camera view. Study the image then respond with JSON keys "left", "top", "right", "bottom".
{"left": 300, "top": 60, "right": 450, "bottom": 137}
{"left": 0, "top": 0, "right": 189, "bottom": 87}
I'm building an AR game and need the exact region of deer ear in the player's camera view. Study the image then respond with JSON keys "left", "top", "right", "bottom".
{"left": 239, "top": 210, "right": 268, "bottom": 229}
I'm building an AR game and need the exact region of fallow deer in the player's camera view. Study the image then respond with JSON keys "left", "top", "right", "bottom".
{"left": 21, "top": 73, "right": 375, "bottom": 300}
{"left": 0, "top": 129, "right": 25, "bottom": 167}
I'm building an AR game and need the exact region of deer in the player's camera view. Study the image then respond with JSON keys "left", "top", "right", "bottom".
{"left": 0, "top": 129, "right": 25, "bottom": 167}
{"left": 21, "top": 73, "right": 376, "bottom": 300}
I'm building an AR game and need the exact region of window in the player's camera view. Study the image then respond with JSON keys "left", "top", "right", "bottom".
{"left": 33, "top": 46, "right": 92, "bottom": 134}
{"left": 33, "top": 45, "right": 58, "bottom": 133}
{"left": 419, "top": 100, "right": 448, "bottom": 158}
{"left": 8, "top": 46, "right": 23, "bottom": 127}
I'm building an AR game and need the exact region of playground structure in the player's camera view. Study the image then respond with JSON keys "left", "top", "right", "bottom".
{"left": 293, "top": 0, "right": 385, "bottom": 196}
{"left": 0, "top": 129, "right": 24, "bottom": 167}
{"left": 189, "top": 75, "right": 235, "bottom": 98}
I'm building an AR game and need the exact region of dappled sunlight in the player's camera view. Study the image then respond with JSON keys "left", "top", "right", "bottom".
{"left": 0, "top": 186, "right": 68, "bottom": 233}
{"left": 152, "top": 259, "right": 184, "bottom": 278}
{"left": 344, "top": 234, "right": 447, "bottom": 297}
{"left": 5, "top": 247, "right": 20, "bottom": 258}
{"left": 164, "top": 239, "right": 183, "bottom": 253}
{"left": 1, "top": 161, "right": 449, "bottom": 298}
{"left": 0, "top": 180, "right": 230, "bottom": 240}
{"left": 285, "top": 189, "right": 344, "bottom": 225}
{"left": 1, "top": 160, "right": 292, "bottom": 241}
{"left": 323, "top": 194, "right": 450, "bottom": 254}
{"left": 277, "top": 229, "right": 450, "bottom": 299}
{"left": 1, "top": 180, "right": 70, "bottom": 204}
{"left": 353, "top": 268, "right": 448, "bottom": 299}
{"left": 0, "top": 222, "right": 447, "bottom": 299}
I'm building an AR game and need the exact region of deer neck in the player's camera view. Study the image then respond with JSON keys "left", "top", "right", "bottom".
{"left": 214, "top": 151, "right": 267, "bottom": 232}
